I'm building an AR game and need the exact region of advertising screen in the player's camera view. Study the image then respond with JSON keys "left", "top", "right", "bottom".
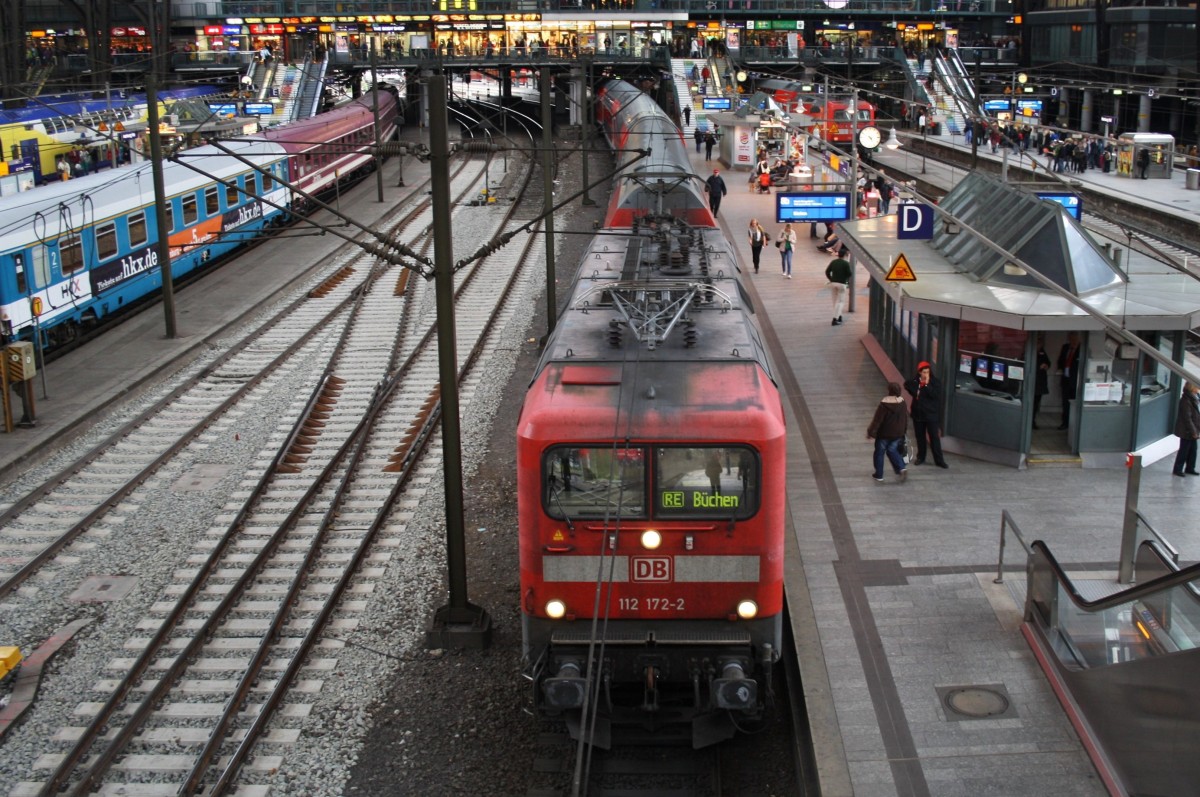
{"left": 775, "top": 192, "right": 850, "bottom": 223}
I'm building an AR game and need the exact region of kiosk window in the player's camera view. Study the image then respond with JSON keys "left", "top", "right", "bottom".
{"left": 954, "top": 321, "right": 1026, "bottom": 402}
{"left": 653, "top": 446, "right": 757, "bottom": 519}
{"left": 1084, "top": 334, "right": 1135, "bottom": 405}
{"left": 544, "top": 446, "right": 645, "bottom": 519}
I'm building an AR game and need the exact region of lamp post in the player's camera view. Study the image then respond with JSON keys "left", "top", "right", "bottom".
{"left": 921, "top": 106, "right": 928, "bottom": 174}
{"left": 1009, "top": 71, "right": 1027, "bottom": 125}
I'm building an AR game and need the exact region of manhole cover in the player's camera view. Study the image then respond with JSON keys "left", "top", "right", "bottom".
{"left": 936, "top": 684, "right": 1018, "bottom": 721}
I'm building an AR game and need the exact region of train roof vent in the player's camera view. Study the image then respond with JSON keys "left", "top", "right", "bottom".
{"left": 560, "top": 364, "right": 622, "bottom": 386}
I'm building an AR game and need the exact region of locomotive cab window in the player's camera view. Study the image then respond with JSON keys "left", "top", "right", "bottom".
{"left": 654, "top": 446, "right": 758, "bottom": 520}
{"left": 544, "top": 446, "right": 646, "bottom": 518}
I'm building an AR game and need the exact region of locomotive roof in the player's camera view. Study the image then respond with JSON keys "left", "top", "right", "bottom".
{"left": 539, "top": 224, "right": 774, "bottom": 374}
{"left": 0, "top": 138, "right": 286, "bottom": 243}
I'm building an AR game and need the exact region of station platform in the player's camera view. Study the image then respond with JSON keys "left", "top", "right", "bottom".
{"left": 701, "top": 147, "right": 1200, "bottom": 795}
{"left": 878, "top": 128, "right": 1200, "bottom": 230}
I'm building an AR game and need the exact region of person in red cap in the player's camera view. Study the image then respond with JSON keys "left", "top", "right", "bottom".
{"left": 904, "top": 361, "right": 948, "bottom": 468}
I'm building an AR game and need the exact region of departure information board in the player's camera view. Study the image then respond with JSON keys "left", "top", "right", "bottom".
{"left": 1036, "top": 192, "right": 1082, "bottom": 220}
{"left": 776, "top": 192, "right": 851, "bottom": 222}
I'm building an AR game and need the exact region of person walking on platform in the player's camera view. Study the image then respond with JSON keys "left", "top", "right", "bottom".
{"left": 867, "top": 382, "right": 909, "bottom": 483}
{"left": 825, "top": 254, "right": 851, "bottom": 325}
{"left": 1172, "top": 382, "right": 1200, "bottom": 477}
{"left": 1033, "top": 335, "right": 1051, "bottom": 429}
{"left": 747, "top": 219, "right": 768, "bottom": 273}
{"left": 1137, "top": 146, "right": 1151, "bottom": 179}
{"left": 875, "top": 172, "right": 892, "bottom": 215}
{"left": 905, "top": 361, "right": 948, "bottom": 468}
{"left": 1057, "top": 332, "right": 1081, "bottom": 430}
{"left": 683, "top": 104, "right": 691, "bottom": 127}
{"left": 694, "top": 127, "right": 704, "bottom": 154}
{"left": 704, "top": 131, "right": 716, "bottom": 161}
{"left": 776, "top": 223, "right": 796, "bottom": 277}
{"left": 704, "top": 169, "right": 727, "bottom": 217}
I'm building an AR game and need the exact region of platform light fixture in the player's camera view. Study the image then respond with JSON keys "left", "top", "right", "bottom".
{"left": 885, "top": 127, "right": 901, "bottom": 149}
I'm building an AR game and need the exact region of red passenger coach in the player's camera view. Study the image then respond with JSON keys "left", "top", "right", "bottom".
{"left": 260, "top": 90, "right": 399, "bottom": 208}
{"left": 595, "top": 80, "right": 714, "bottom": 228}
{"left": 518, "top": 87, "right": 786, "bottom": 743}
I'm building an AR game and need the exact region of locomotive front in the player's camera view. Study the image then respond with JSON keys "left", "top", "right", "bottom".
{"left": 517, "top": 217, "right": 786, "bottom": 748}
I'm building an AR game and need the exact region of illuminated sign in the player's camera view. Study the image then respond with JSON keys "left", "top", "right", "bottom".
{"left": 702, "top": 97, "right": 731, "bottom": 110}
{"left": 776, "top": 192, "right": 850, "bottom": 222}
{"left": 244, "top": 103, "right": 273, "bottom": 115}
{"left": 208, "top": 103, "right": 239, "bottom": 116}
{"left": 1037, "top": 192, "right": 1082, "bottom": 220}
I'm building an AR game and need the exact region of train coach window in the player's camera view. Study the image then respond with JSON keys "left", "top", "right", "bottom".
{"left": 544, "top": 446, "right": 646, "bottom": 518}
{"left": 653, "top": 446, "right": 757, "bottom": 520}
{"left": 182, "top": 195, "right": 198, "bottom": 227}
{"left": 95, "top": 222, "right": 118, "bottom": 261}
{"left": 225, "top": 180, "right": 240, "bottom": 207}
{"left": 164, "top": 203, "right": 174, "bottom": 234}
{"left": 262, "top": 172, "right": 274, "bottom": 192}
{"left": 128, "top": 212, "right": 147, "bottom": 249}
{"left": 59, "top": 234, "right": 83, "bottom": 275}
{"left": 205, "top": 186, "right": 219, "bottom": 216}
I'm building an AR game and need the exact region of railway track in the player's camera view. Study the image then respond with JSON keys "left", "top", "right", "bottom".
{"left": 1, "top": 143, "right": 550, "bottom": 793}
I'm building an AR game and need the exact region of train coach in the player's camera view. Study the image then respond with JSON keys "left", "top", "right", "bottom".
{"left": 755, "top": 78, "right": 875, "bottom": 144}
{"left": 0, "top": 90, "right": 398, "bottom": 348}
{"left": 519, "top": 79, "right": 786, "bottom": 748}
{"left": 595, "top": 80, "right": 714, "bottom": 228}
{"left": 0, "top": 85, "right": 222, "bottom": 180}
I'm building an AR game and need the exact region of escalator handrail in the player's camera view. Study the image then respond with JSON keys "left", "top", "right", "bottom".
{"left": 1030, "top": 538, "right": 1200, "bottom": 612}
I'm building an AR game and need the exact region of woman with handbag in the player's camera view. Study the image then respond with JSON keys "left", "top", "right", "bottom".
{"left": 866, "top": 382, "right": 909, "bottom": 483}
{"left": 777, "top": 223, "right": 796, "bottom": 278}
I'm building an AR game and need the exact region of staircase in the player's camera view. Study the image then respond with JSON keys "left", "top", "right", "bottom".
{"left": 291, "top": 58, "right": 328, "bottom": 121}
{"left": 258, "top": 62, "right": 302, "bottom": 128}
{"left": 670, "top": 56, "right": 725, "bottom": 137}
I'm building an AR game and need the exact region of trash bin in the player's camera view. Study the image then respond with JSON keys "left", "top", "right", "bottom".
{"left": 1188, "top": 169, "right": 1200, "bottom": 190}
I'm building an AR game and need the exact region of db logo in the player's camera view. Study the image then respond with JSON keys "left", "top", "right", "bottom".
{"left": 631, "top": 557, "right": 672, "bottom": 583}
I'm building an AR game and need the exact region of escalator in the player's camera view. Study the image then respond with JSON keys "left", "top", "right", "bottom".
{"left": 1023, "top": 539, "right": 1200, "bottom": 796}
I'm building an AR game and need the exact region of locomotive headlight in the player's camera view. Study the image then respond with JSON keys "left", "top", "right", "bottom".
{"left": 640, "top": 529, "right": 662, "bottom": 550}
{"left": 545, "top": 599, "right": 567, "bottom": 620}
{"left": 736, "top": 600, "right": 758, "bottom": 620}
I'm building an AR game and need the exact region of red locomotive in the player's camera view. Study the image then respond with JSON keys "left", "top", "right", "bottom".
{"left": 757, "top": 79, "right": 875, "bottom": 144}
{"left": 518, "top": 80, "right": 786, "bottom": 747}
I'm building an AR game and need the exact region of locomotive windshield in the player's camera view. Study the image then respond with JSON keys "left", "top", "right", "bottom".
{"left": 544, "top": 446, "right": 646, "bottom": 518}
{"left": 654, "top": 446, "right": 758, "bottom": 520}
{"left": 542, "top": 445, "right": 758, "bottom": 521}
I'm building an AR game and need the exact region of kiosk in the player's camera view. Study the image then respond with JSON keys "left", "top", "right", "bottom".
{"left": 1116, "top": 132, "right": 1174, "bottom": 179}
{"left": 838, "top": 172, "right": 1200, "bottom": 468}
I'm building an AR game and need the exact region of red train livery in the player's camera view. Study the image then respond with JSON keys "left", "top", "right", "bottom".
{"left": 519, "top": 80, "right": 786, "bottom": 747}
{"left": 757, "top": 79, "right": 875, "bottom": 144}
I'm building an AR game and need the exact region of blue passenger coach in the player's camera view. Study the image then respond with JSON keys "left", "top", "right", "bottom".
{"left": 0, "top": 140, "right": 288, "bottom": 347}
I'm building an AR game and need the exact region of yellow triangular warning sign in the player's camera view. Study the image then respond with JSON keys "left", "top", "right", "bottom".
{"left": 886, "top": 253, "right": 917, "bottom": 282}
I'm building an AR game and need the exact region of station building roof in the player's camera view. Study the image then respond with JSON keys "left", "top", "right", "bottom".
{"left": 838, "top": 172, "right": 1200, "bottom": 331}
